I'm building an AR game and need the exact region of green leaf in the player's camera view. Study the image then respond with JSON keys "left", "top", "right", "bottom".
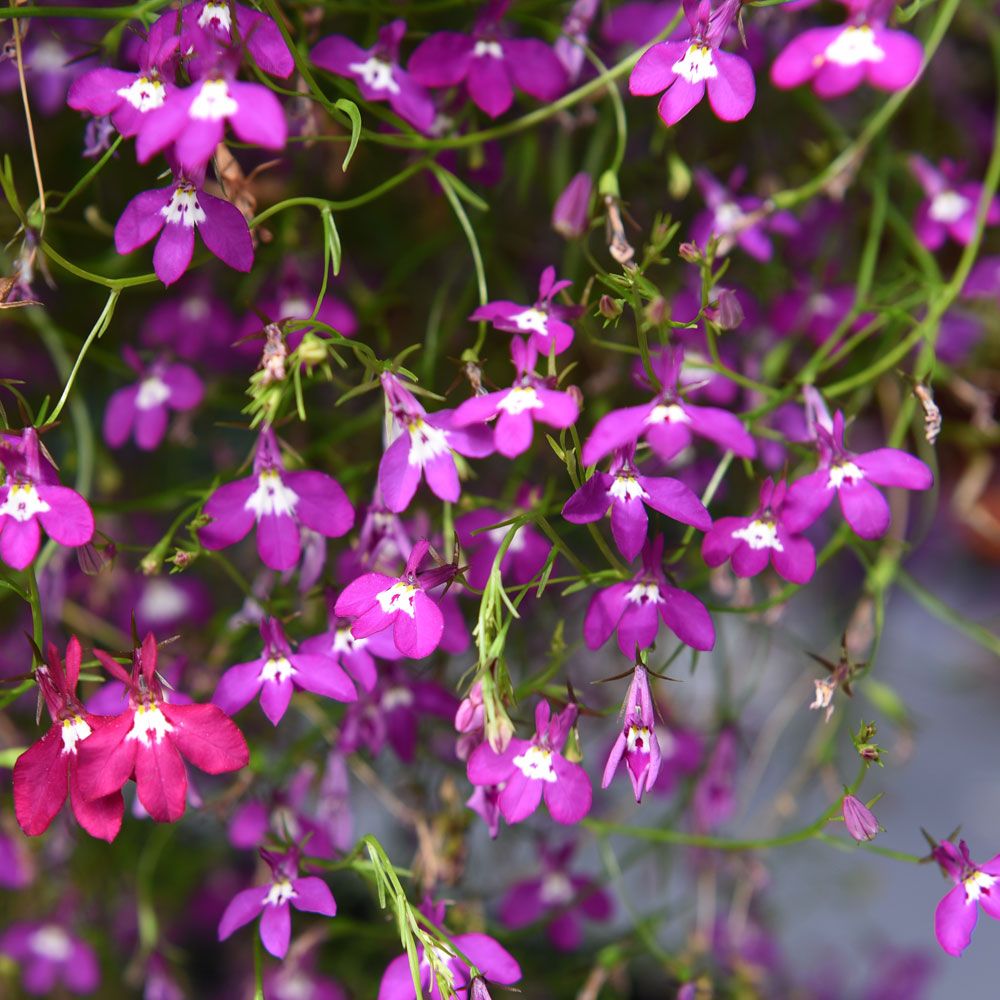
{"left": 334, "top": 98, "right": 362, "bottom": 172}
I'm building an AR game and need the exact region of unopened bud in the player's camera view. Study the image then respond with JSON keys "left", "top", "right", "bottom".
{"left": 678, "top": 241, "right": 703, "bottom": 264}
{"left": 709, "top": 288, "right": 744, "bottom": 330}
{"left": 598, "top": 294, "right": 623, "bottom": 320}
{"left": 842, "top": 794, "right": 880, "bottom": 842}
{"left": 644, "top": 296, "right": 670, "bottom": 327}
{"left": 551, "top": 172, "right": 592, "bottom": 240}
{"left": 296, "top": 331, "right": 327, "bottom": 368}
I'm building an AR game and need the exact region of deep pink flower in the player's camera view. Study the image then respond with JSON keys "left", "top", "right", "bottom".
{"left": 629, "top": 0, "right": 755, "bottom": 126}
{"left": 0, "top": 428, "right": 94, "bottom": 571}
{"left": 218, "top": 848, "right": 336, "bottom": 959}
{"left": 76, "top": 633, "right": 249, "bottom": 823}
{"left": 467, "top": 701, "right": 592, "bottom": 825}
{"left": 199, "top": 426, "right": 354, "bottom": 572}
{"left": 181, "top": 2, "right": 294, "bottom": 79}
{"left": 602, "top": 665, "right": 661, "bottom": 802}
{"left": 909, "top": 156, "right": 1000, "bottom": 250}
{"left": 842, "top": 794, "right": 880, "bottom": 842}
{"left": 584, "top": 536, "right": 715, "bottom": 656}
{"left": 933, "top": 839, "right": 1000, "bottom": 956}
{"left": 13, "top": 637, "right": 124, "bottom": 842}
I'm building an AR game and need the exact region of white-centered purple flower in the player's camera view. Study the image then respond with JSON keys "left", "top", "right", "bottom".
{"left": 181, "top": 2, "right": 294, "bottom": 79}
{"left": 629, "top": 0, "right": 754, "bottom": 126}
{"left": 409, "top": 0, "right": 567, "bottom": 119}
{"left": 311, "top": 19, "right": 435, "bottom": 133}
{"left": 702, "top": 477, "right": 816, "bottom": 584}
{"left": 199, "top": 426, "right": 354, "bottom": 572}
{"left": 783, "top": 410, "right": 933, "bottom": 540}
{"left": 909, "top": 156, "right": 1000, "bottom": 251}
{"left": 584, "top": 536, "right": 715, "bottom": 656}
{"left": 932, "top": 839, "right": 1000, "bottom": 956}
{"left": 0, "top": 920, "right": 100, "bottom": 996}
{"left": 452, "top": 338, "right": 580, "bottom": 458}
{"left": 602, "top": 665, "right": 662, "bottom": 803}
{"left": 469, "top": 266, "right": 577, "bottom": 356}
{"left": 563, "top": 443, "right": 711, "bottom": 561}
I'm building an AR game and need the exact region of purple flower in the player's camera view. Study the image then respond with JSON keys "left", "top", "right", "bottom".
{"left": 311, "top": 20, "right": 435, "bottom": 133}
{"left": 693, "top": 727, "right": 738, "bottom": 831}
{"left": 0, "top": 428, "right": 94, "bottom": 571}
{"left": 103, "top": 349, "right": 203, "bottom": 451}
{"left": 452, "top": 338, "right": 580, "bottom": 458}
{"left": 783, "top": 410, "right": 933, "bottom": 540}
{"left": 581, "top": 346, "right": 755, "bottom": 467}
{"left": 409, "top": 1, "right": 566, "bottom": 119}
{"left": 213, "top": 617, "right": 357, "bottom": 726}
{"left": 181, "top": 2, "right": 294, "bottom": 79}
{"left": 584, "top": 536, "right": 716, "bottom": 656}
{"left": 199, "top": 426, "right": 354, "bottom": 572}
{"left": 467, "top": 701, "right": 592, "bottom": 825}
{"left": 702, "top": 477, "right": 816, "bottom": 585}
{"left": 602, "top": 665, "right": 661, "bottom": 802}
{"left": 217, "top": 848, "right": 336, "bottom": 959}
{"left": 0, "top": 920, "right": 100, "bottom": 996}
{"left": 378, "top": 372, "right": 493, "bottom": 513}
{"left": 552, "top": 172, "right": 593, "bottom": 239}
{"left": 334, "top": 540, "right": 454, "bottom": 659}
{"left": 563, "top": 443, "right": 711, "bottom": 561}
{"left": 771, "top": 283, "right": 873, "bottom": 346}
{"left": 555, "top": 0, "right": 601, "bottom": 83}
{"left": 932, "top": 839, "right": 1000, "bottom": 956}
{"left": 842, "top": 793, "right": 880, "bottom": 842}
{"left": 771, "top": 0, "right": 923, "bottom": 98}
{"left": 500, "top": 842, "right": 613, "bottom": 950}
{"left": 114, "top": 165, "right": 253, "bottom": 286}
{"left": 628, "top": 0, "right": 755, "bottom": 126}
{"left": 909, "top": 156, "right": 1000, "bottom": 250}
{"left": 470, "top": 266, "right": 577, "bottom": 356}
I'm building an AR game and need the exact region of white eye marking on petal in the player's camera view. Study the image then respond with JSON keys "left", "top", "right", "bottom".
{"left": 348, "top": 57, "right": 400, "bottom": 94}
{"left": 473, "top": 40, "right": 504, "bottom": 60}
{"left": 539, "top": 871, "right": 574, "bottom": 905}
{"left": 199, "top": 1, "right": 232, "bottom": 33}
{"left": 125, "top": 704, "right": 174, "bottom": 746}
{"left": 498, "top": 387, "right": 543, "bottom": 415}
{"left": 827, "top": 461, "right": 864, "bottom": 490}
{"left": 0, "top": 483, "right": 51, "bottom": 522}
{"left": 61, "top": 716, "right": 92, "bottom": 755}
{"left": 823, "top": 25, "right": 884, "bottom": 67}
{"left": 609, "top": 476, "right": 649, "bottom": 503}
{"left": 265, "top": 879, "right": 297, "bottom": 906}
{"left": 929, "top": 190, "right": 971, "bottom": 224}
{"left": 732, "top": 518, "right": 784, "bottom": 551}
{"left": 116, "top": 75, "right": 166, "bottom": 112}
{"left": 671, "top": 44, "right": 718, "bottom": 84}
{"left": 407, "top": 419, "right": 450, "bottom": 467}
{"left": 510, "top": 307, "right": 549, "bottom": 335}
{"left": 161, "top": 186, "right": 207, "bottom": 228}
{"left": 136, "top": 375, "right": 171, "bottom": 410}
{"left": 512, "top": 745, "right": 558, "bottom": 782}
{"left": 244, "top": 469, "right": 299, "bottom": 519}
{"left": 259, "top": 657, "right": 296, "bottom": 684}
{"left": 189, "top": 78, "right": 238, "bottom": 120}
{"left": 625, "top": 583, "right": 662, "bottom": 605}
{"left": 645, "top": 404, "right": 689, "bottom": 426}
{"left": 375, "top": 581, "right": 418, "bottom": 617}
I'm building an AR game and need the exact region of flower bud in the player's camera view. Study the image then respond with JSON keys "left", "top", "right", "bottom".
{"left": 296, "top": 331, "right": 328, "bottom": 368}
{"left": 551, "top": 172, "right": 592, "bottom": 240}
{"left": 598, "top": 294, "right": 623, "bottom": 320}
{"left": 842, "top": 794, "right": 880, "bottom": 842}
{"left": 709, "top": 287, "right": 744, "bottom": 330}
{"left": 678, "top": 241, "right": 703, "bottom": 264}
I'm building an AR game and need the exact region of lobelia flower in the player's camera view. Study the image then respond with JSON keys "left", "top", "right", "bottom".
{"left": 0, "top": 920, "right": 100, "bottom": 996}
{"left": 841, "top": 793, "right": 880, "bottom": 842}
{"left": 378, "top": 899, "right": 521, "bottom": 1000}
{"left": 334, "top": 540, "right": 455, "bottom": 659}
{"left": 218, "top": 847, "right": 336, "bottom": 959}
{"left": 467, "top": 783, "right": 503, "bottom": 839}
{"left": 500, "top": 842, "right": 613, "bottom": 950}
{"left": 581, "top": 345, "right": 755, "bottom": 467}
{"left": 693, "top": 727, "right": 739, "bottom": 831}
{"left": 563, "top": 443, "right": 711, "bottom": 562}
{"left": 452, "top": 339, "right": 580, "bottom": 458}
{"left": 628, "top": 0, "right": 755, "bottom": 126}
{"left": 469, "top": 266, "right": 578, "bottom": 356}
{"left": 771, "top": 282, "right": 874, "bottom": 347}
{"left": 213, "top": 617, "right": 357, "bottom": 726}
{"left": 114, "top": 160, "right": 253, "bottom": 286}
{"left": 909, "top": 156, "right": 1000, "bottom": 250}
{"left": 378, "top": 372, "right": 494, "bottom": 513}
{"left": 311, "top": 20, "right": 435, "bottom": 133}
{"left": 75, "top": 632, "right": 249, "bottom": 823}
{"left": 932, "top": 839, "right": 1000, "bottom": 956}
{"left": 467, "top": 701, "right": 592, "bottom": 825}
{"left": 770, "top": 0, "right": 923, "bottom": 99}
{"left": 0, "top": 427, "right": 94, "bottom": 571}
{"left": 702, "top": 477, "right": 816, "bottom": 585}
{"left": 584, "top": 536, "right": 716, "bottom": 656}
{"left": 199, "top": 426, "right": 354, "bottom": 572}
{"left": 180, "top": 2, "right": 294, "bottom": 79}
{"left": 602, "top": 665, "right": 661, "bottom": 802}
{"left": 103, "top": 348, "right": 203, "bottom": 451}
{"left": 555, "top": 0, "right": 601, "bottom": 82}
{"left": 13, "top": 637, "right": 124, "bottom": 842}
{"left": 265, "top": 954, "right": 348, "bottom": 1000}
{"left": 783, "top": 410, "right": 934, "bottom": 540}
{"left": 651, "top": 713, "right": 703, "bottom": 796}
{"left": 0, "top": 831, "right": 33, "bottom": 889}
{"left": 408, "top": 0, "right": 567, "bottom": 119}
{"left": 552, "top": 171, "right": 593, "bottom": 239}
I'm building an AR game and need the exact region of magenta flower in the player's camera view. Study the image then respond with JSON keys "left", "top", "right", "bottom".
{"left": 469, "top": 266, "right": 577, "bottom": 356}
{"left": 552, "top": 172, "right": 593, "bottom": 239}
{"left": 563, "top": 444, "right": 711, "bottom": 562}
{"left": 114, "top": 164, "right": 253, "bottom": 286}
{"left": 0, "top": 428, "right": 94, "bottom": 571}
{"left": 334, "top": 540, "right": 454, "bottom": 659}
{"left": 311, "top": 20, "right": 435, "bottom": 133}
{"left": 455, "top": 499, "right": 551, "bottom": 591}
{"left": 13, "top": 637, "right": 124, "bottom": 842}
{"left": 693, "top": 727, "right": 738, "bottom": 831}
{"left": 584, "top": 536, "right": 715, "bottom": 656}
{"left": 629, "top": 0, "right": 755, "bottom": 126}
{"left": 841, "top": 794, "right": 880, "bottom": 842}
{"left": 467, "top": 701, "right": 592, "bottom": 826}
{"left": 408, "top": 1, "right": 566, "bottom": 119}
{"left": 602, "top": 665, "right": 661, "bottom": 803}
{"left": 933, "top": 839, "right": 1000, "bottom": 956}
{"left": 581, "top": 346, "right": 755, "bottom": 467}
{"left": 909, "top": 156, "right": 1000, "bottom": 250}
{"left": 76, "top": 633, "right": 249, "bottom": 823}
{"left": 213, "top": 617, "right": 357, "bottom": 726}
{"left": 702, "top": 477, "right": 816, "bottom": 585}
{"left": 771, "top": 0, "right": 923, "bottom": 98}
{"left": 379, "top": 372, "right": 493, "bottom": 513}
{"left": 199, "top": 426, "right": 354, "bottom": 572}
{"left": 103, "top": 349, "right": 203, "bottom": 451}
{"left": 181, "top": 2, "right": 294, "bottom": 79}
{"left": 0, "top": 921, "right": 99, "bottom": 996}
{"left": 783, "top": 410, "right": 933, "bottom": 540}
{"left": 218, "top": 848, "right": 336, "bottom": 960}
{"left": 500, "top": 842, "right": 613, "bottom": 950}
{"left": 452, "top": 339, "right": 580, "bottom": 458}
